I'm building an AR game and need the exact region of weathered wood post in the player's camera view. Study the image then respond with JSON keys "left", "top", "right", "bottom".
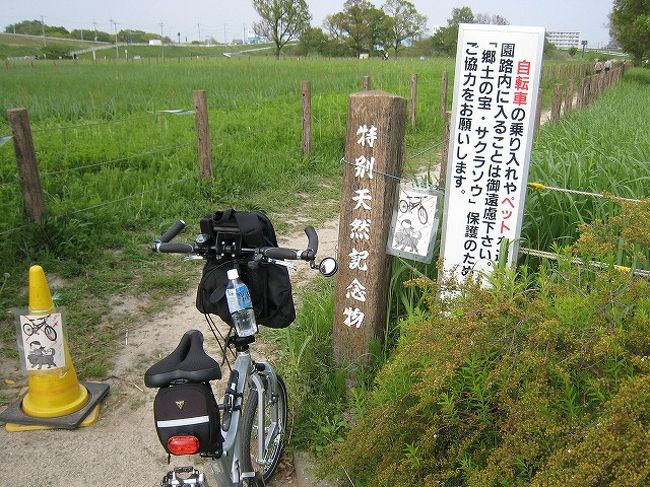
{"left": 440, "top": 70, "right": 449, "bottom": 119}
{"left": 301, "top": 80, "right": 312, "bottom": 155}
{"left": 8, "top": 108, "right": 45, "bottom": 222}
{"left": 409, "top": 73, "right": 417, "bottom": 127}
{"left": 440, "top": 110, "right": 451, "bottom": 187}
{"left": 192, "top": 90, "right": 213, "bottom": 179}
{"left": 577, "top": 78, "right": 586, "bottom": 109}
{"left": 333, "top": 90, "right": 407, "bottom": 365}
{"left": 565, "top": 79, "right": 574, "bottom": 113}
{"left": 551, "top": 84, "right": 562, "bottom": 121}
{"left": 534, "top": 89, "right": 543, "bottom": 138}
{"left": 362, "top": 75, "right": 371, "bottom": 90}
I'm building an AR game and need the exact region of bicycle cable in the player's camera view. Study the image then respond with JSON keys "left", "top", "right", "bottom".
{"left": 204, "top": 314, "right": 235, "bottom": 372}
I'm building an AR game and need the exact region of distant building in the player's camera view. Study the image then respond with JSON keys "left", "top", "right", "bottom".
{"left": 546, "top": 30, "right": 581, "bottom": 49}
{"left": 148, "top": 39, "right": 162, "bottom": 46}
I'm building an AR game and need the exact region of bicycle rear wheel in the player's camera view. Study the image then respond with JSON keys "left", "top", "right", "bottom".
{"left": 241, "top": 374, "right": 288, "bottom": 483}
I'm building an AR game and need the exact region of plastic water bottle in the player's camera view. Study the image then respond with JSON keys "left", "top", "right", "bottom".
{"left": 225, "top": 269, "right": 258, "bottom": 337}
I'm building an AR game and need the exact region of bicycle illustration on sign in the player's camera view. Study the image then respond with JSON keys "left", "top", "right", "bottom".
{"left": 388, "top": 184, "right": 440, "bottom": 263}
{"left": 398, "top": 195, "right": 429, "bottom": 225}
{"left": 19, "top": 313, "right": 65, "bottom": 371}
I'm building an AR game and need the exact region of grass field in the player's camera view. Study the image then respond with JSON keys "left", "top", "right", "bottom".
{"left": 0, "top": 33, "right": 104, "bottom": 59}
{"left": 0, "top": 57, "right": 448, "bottom": 376}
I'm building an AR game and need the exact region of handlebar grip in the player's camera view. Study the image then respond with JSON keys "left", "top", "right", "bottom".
{"left": 158, "top": 220, "right": 186, "bottom": 243}
{"left": 264, "top": 247, "right": 301, "bottom": 260}
{"left": 154, "top": 242, "right": 196, "bottom": 254}
{"left": 304, "top": 226, "right": 319, "bottom": 253}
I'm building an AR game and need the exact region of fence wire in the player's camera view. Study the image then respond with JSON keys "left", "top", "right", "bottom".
{"left": 0, "top": 174, "right": 195, "bottom": 237}
{"left": 520, "top": 247, "right": 650, "bottom": 279}
{"left": 528, "top": 182, "right": 643, "bottom": 203}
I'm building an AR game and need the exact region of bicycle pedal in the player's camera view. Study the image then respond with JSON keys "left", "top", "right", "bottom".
{"left": 161, "top": 466, "right": 209, "bottom": 487}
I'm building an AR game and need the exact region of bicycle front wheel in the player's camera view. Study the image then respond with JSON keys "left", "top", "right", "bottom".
{"left": 241, "top": 374, "right": 288, "bottom": 483}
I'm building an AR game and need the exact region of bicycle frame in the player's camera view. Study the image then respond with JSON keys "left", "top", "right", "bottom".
{"left": 210, "top": 350, "right": 279, "bottom": 487}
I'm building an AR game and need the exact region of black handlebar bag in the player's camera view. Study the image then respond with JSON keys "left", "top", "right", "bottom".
{"left": 196, "top": 210, "right": 296, "bottom": 329}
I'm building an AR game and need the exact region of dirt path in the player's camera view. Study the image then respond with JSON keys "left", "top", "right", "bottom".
{"left": 0, "top": 217, "right": 340, "bottom": 487}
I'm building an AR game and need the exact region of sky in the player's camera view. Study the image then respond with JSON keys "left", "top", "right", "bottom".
{"left": 0, "top": 0, "right": 614, "bottom": 47}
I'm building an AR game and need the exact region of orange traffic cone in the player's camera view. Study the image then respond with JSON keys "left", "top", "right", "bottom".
{"left": 0, "top": 265, "right": 109, "bottom": 431}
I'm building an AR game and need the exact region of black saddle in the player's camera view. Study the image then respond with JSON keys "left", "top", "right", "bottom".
{"left": 144, "top": 330, "right": 221, "bottom": 388}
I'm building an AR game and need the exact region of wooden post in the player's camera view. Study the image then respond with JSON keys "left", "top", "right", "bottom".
{"left": 440, "top": 110, "right": 451, "bottom": 189}
{"left": 362, "top": 75, "right": 371, "bottom": 90}
{"left": 192, "top": 90, "right": 213, "bottom": 179}
{"left": 8, "top": 108, "right": 45, "bottom": 222}
{"left": 301, "top": 80, "right": 312, "bottom": 155}
{"left": 4, "top": 59, "right": 9, "bottom": 70}
{"left": 409, "top": 74, "right": 417, "bottom": 127}
{"left": 577, "top": 78, "right": 586, "bottom": 109}
{"left": 534, "top": 89, "right": 543, "bottom": 138}
{"left": 551, "top": 84, "right": 562, "bottom": 121}
{"left": 333, "top": 90, "right": 407, "bottom": 366}
{"left": 440, "top": 70, "right": 448, "bottom": 119}
{"left": 565, "top": 79, "right": 574, "bottom": 113}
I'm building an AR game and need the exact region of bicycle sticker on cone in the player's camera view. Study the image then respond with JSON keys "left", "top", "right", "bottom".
{"left": 19, "top": 313, "right": 66, "bottom": 371}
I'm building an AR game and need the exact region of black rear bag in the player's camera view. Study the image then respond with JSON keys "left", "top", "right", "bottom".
{"left": 196, "top": 209, "right": 295, "bottom": 329}
{"left": 153, "top": 383, "right": 221, "bottom": 455}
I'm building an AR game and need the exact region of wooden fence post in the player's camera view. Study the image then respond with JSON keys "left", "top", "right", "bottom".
{"left": 565, "top": 79, "right": 574, "bottom": 113}
{"left": 551, "top": 84, "right": 562, "bottom": 121}
{"left": 409, "top": 74, "right": 417, "bottom": 127}
{"left": 577, "top": 78, "right": 586, "bottom": 109}
{"left": 192, "top": 90, "right": 213, "bottom": 179}
{"left": 333, "top": 90, "right": 407, "bottom": 366}
{"left": 440, "top": 70, "right": 448, "bottom": 119}
{"left": 534, "top": 89, "right": 543, "bottom": 138}
{"left": 301, "top": 80, "right": 312, "bottom": 155}
{"left": 8, "top": 108, "right": 45, "bottom": 222}
{"left": 440, "top": 110, "right": 451, "bottom": 188}
{"left": 362, "top": 75, "right": 371, "bottom": 90}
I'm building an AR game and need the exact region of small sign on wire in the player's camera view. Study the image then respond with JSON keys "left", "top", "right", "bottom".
{"left": 387, "top": 183, "right": 440, "bottom": 263}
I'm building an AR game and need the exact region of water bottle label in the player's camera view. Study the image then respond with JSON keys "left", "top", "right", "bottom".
{"left": 225, "top": 288, "right": 240, "bottom": 312}
{"left": 236, "top": 285, "right": 253, "bottom": 309}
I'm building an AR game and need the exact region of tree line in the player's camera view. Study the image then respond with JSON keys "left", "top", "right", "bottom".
{"left": 4, "top": 19, "right": 171, "bottom": 44}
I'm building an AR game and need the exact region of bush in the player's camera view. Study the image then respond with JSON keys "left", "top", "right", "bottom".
{"left": 321, "top": 201, "right": 650, "bottom": 486}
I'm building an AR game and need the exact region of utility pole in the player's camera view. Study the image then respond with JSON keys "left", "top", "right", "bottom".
{"left": 110, "top": 19, "right": 119, "bottom": 60}
{"left": 197, "top": 23, "right": 201, "bottom": 44}
{"left": 159, "top": 22, "right": 165, "bottom": 61}
{"left": 223, "top": 24, "right": 227, "bottom": 44}
{"left": 93, "top": 21, "right": 98, "bottom": 41}
{"left": 243, "top": 23, "right": 246, "bottom": 44}
{"left": 40, "top": 15, "right": 46, "bottom": 46}
{"left": 177, "top": 32, "right": 181, "bottom": 44}
{"left": 12, "top": 23, "right": 16, "bottom": 34}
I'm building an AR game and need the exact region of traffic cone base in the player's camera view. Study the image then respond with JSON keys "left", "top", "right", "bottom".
{"left": 0, "top": 381, "right": 109, "bottom": 431}
{"left": 5, "top": 404, "right": 102, "bottom": 432}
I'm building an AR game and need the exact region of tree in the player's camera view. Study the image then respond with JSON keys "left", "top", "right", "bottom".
{"left": 334, "top": 0, "right": 376, "bottom": 57}
{"left": 430, "top": 6, "right": 474, "bottom": 56}
{"left": 252, "top": 0, "right": 311, "bottom": 59}
{"left": 299, "top": 26, "right": 328, "bottom": 55}
{"left": 5, "top": 19, "right": 69, "bottom": 37}
{"left": 474, "top": 13, "right": 509, "bottom": 25}
{"left": 383, "top": 0, "right": 427, "bottom": 55}
{"left": 610, "top": 0, "right": 650, "bottom": 64}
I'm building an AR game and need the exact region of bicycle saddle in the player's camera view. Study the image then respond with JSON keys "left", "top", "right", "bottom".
{"left": 144, "top": 330, "right": 221, "bottom": 388}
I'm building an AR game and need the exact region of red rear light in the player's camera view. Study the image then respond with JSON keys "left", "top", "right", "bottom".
{"left": 167, "top": 435, "right": 200, "bottom": 455}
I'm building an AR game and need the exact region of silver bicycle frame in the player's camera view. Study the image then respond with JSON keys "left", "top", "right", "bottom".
{"left": 209, "top": 351, "right": 280, "bottom": 487}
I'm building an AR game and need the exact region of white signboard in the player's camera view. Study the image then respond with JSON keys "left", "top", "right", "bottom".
{"left": 19, "top": 313, "right": 66, "bottom": 371}
{"left": 387, "top": 184, "right": 440, "bottom": 263}
{"left": 440, "top": 24, "right": 544, "bottom": 283}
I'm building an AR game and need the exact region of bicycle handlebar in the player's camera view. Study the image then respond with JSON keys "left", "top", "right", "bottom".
{"left": 152, "top": 222, "right": 320, "bottom": 262}
{"left": 156, "top": 220, "right": 186, "bottom": 243}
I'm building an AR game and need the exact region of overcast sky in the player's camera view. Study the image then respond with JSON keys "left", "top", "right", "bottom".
{"left": 1, "top": 1, "right": 614, "bottom": 47}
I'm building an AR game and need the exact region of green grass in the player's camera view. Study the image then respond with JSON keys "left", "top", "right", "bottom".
{"left": 0, "top": 57, "right": 448, "bottom": 377}
{"left": 524, "top": 68, "right": 650, "bottom": 255}
{"left": 0, "top": 33, "right": 103, "bottom": 59}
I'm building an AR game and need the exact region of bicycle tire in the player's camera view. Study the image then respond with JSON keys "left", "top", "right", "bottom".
{"left": 22, "top": 323, "right": 34, "bottom": 336}
{"left": 398, "top": 199, "right": 408, "bottom": 213}
{"left": 418, "top": 206, "right": 428, "bottom": 225}
{"left": 44, "top": 325, "right": 57, "bottom": 342}
{"left": 241, "top": 374, "right": 288, "bottom": 483}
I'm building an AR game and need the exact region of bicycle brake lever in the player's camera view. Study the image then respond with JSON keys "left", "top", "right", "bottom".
{"left": 267, "top": 258, "right": 298, "bottom": 270}
{"left": 183, "top": 255, "right": 204, "bottom": 261}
